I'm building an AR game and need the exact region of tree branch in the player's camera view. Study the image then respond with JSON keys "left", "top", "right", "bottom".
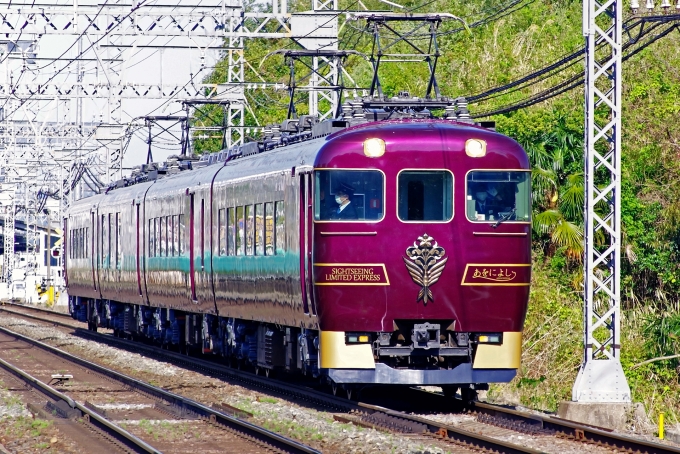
{"left": 631, "top": 354, "right": 680, "bottom": 370}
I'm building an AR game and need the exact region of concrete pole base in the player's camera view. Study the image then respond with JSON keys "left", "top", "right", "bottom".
{"left": 558, "top": 401, "right": 652, "bottom": 432}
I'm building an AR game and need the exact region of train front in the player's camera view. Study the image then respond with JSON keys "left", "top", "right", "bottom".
{"left": 312, "top": 119, "right": 531, "bottom": 389}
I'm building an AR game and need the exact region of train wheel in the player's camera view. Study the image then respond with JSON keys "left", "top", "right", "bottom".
{"left": 441, "top": 385, "right": 458, "bottom": 398}
{"left": 461, "top": 387, "right": 477, "bottom": 404}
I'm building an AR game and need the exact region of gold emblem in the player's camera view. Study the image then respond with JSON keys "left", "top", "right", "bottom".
{"left": 402, "top": 234, "right": 448, "bottom": 304}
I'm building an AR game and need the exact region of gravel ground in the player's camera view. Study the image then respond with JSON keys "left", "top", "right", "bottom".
{"left": 0, "top": 378, "right": 80, "bottom": 454}
{"left": 0, "top": 316, "right": 454, "bottom": 454}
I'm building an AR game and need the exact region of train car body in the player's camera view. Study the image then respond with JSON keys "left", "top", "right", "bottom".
{"left": 66, "top": 111, "right": 531, "bottom": 390}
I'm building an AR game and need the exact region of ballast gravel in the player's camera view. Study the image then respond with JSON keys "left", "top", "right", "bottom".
{"left": 0, "top": 316, "right": 455, "bottom": 454}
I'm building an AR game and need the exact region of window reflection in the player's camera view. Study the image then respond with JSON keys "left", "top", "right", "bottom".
{"left": 466, "top": 171, "right": 531, "bottom": 222}
{"left": 314, "top": 170, "right": 384, "bottom": 221}
{"left": 398, "top": 171, "right": 453, "bottom": 221}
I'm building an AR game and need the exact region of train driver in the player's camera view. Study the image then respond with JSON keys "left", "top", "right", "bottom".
{"left": 474, "top": 183, "right": 503, "bottom": 220}
{"left": 329, "top": 183, "right": 358, "bottom": 220}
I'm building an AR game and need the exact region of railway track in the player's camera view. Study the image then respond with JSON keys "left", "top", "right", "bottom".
{"left": 0, "top": 351, "right": 158, "bottom": 453}
{"left": 2, "top": 302, "right": 680, "bottom": 454}
{"left": 0, "top": 318, "right": 319, "bottom": 454}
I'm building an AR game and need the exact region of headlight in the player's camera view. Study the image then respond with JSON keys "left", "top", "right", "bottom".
{"left": 363, "top": 138, "right": 386, "bottom": 158}
{"left": 465, "top": 138, "right": 487, "bottom": 157}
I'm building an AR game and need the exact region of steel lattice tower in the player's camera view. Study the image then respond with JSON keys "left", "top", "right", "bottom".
{"left": 573, "top": 0, "right": 631, "bottom": 402}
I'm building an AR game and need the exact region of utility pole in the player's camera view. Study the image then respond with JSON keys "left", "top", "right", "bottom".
{"left": 572, "top": 0, "right": 631, "bottom": 403}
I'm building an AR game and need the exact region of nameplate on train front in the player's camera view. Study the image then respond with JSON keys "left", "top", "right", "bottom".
{"left": 314, "top": 264, "right": 390, "bottom": 286}
{"left": 461, "top": 264, "right": 531, "bottom": 286}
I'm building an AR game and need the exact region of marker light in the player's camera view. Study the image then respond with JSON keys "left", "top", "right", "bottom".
{"left": 478, "top": 334, "right": 501, "bottom": 343}
{"left": 358, "top": 335, "right": 370, "bottom": 343}
{"left": 363, "top": 138, "right": 386, "bottom": 158}
{"left": 465, "top": 139, "right": 487, "bottom": 157}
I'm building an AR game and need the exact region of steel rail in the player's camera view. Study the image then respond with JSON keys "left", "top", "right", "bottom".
{"left": 356, "top": 402, "right": 543, "bottom": 454}
{"left": 7, "top": 305, "right": 678, "bottom": 453}
{"left": 0, "top": 325, "right": 321, "bottom": 454}
{"left": 470, "top": 400, "right": 680, "bottom": 454}
{"left": 1, "top": 302, "right": 73, "bottom": 319}
{"left": 0, "top": 354, "right": 161, "bottom": 454}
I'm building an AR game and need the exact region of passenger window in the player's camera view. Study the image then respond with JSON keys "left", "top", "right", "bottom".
{"left": 245, "top": 205, "right": 254, "bottom": 255}
{"left": 108, "top": 214, "right": 113, "bottom": 267}
{"left": 160, "top": 216, "right": 167, "bottom": 257}
{"left": 265, "top": 203, "right": 274, "bottom": 256}
{"left": 170, "top": 215, "right": 176, "bottom": 257}
{"left": 314, "top": 170, "right": 384, "bottom": 221}
{"left": 255, "top": 204, "right": 264, "bottom": 256}
{"left": 275, "top": 201, "right": 285, "bottom": 253}
{"left": 116, "top": 214, "right": 121, "bottom": 269}
{"left": 179, "top": 214, "right": 185, "bottom": 255}
{"left": 236, "top": 206, "right": 245, "bottom": 256}
{"left": 218, "top": 208, "right": 226, "bottom": 256}
{"left": 102, "top": 215, "right": 108, "bottom": 264}
{"left": 398, "top": 170, "right": 453, "bottom": 222}
{"left": 227, "top": 208, "right": 235, "bottom": 256}
{"left": 149, "top": 219, "right": 154, "bottom": 257}
{"left": 466, "top": 171, "right": 531, "bottom": 222}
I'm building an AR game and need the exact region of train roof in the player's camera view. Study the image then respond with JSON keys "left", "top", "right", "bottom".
{"left": 70, "top": 95, "right": 523, "bottom": 211}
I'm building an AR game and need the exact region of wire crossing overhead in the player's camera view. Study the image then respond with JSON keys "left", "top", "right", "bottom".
{"left": 466, "top": 13, "right": 680, "bottom": 118}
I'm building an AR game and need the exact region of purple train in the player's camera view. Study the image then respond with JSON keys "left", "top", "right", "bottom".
{"left": 66, "top": 99, "right": 531, "bottom": 395}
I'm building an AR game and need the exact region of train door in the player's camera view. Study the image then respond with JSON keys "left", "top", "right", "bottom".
{"left": 136, "top": 202, "right": 143, "bottom": 298}
{"left": 63, "top": 218, "right": 68, "bottom": 287}
{"left": 91, "top": 211, "right": 99, "bottom": 293}
{"left": 185, "top": 192, "right": 197, "bottom": 302}
{"left": 299, "top": 172, "right": 317, "bottom": 316}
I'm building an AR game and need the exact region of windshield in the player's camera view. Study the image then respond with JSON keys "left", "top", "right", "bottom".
{"left": 315, "top": 170, "right": 384, "bottom": 221}
{"left": 466, "top": 171, "right": 531, "bottom": 222}
{"left": 398, "top": 170, "right": 453, "bottom": 222}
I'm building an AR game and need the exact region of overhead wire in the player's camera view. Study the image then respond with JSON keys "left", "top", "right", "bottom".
{"left": 469, "top": 17, "right": 680, "bottom": 118}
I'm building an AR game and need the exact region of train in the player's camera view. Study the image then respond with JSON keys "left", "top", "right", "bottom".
{"left": 66, "top": 96, "right": 531, "bottom": 396}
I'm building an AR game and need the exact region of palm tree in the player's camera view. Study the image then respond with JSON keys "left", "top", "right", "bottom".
{"left": 525, "top": 113, "right": 585, "bottom": 261}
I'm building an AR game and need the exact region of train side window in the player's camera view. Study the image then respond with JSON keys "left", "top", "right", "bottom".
{"left": 236, "top": 206, "right": 244, "bottom": 256}
{"left": 157, "top": 217, "right": 163, "bottom": 258}
{"left": 245, "top": 205, "right": 254, "bottom": 255}
{"left": 160, "top": 216, "right": 167, "bottom": 257}
{"left": 109, "top": 214, "right": 113, "bottom": 268}
{"left": 169, "top": 215, "right": 175, "bottom": 257}
{"left": 218, "top": 208, "right": 226, "bottom": 256}
{"left": 255, "top": 203, "right": 264, "bottom": 256}
{"left": 116, "top": 213, "right": 122, "bottom": 269}
{"left": 227, "top": 208, "right": 235, "bottom": 256}
{"left": 397, "top": 170, "right": 453, "bottom": 222}
{"left": 149, "top": 219, "right": 154, "bottom": 258}
{"left": 179, "top": 214, "right": 185, "bottom": 255}
{"left": 314, "top": 170, "right": 384, "bottom": 221}
{"left": 265, "top": 203, "right": 274, "bottom": 256}
{"left": 101, "top": 215, "right": 107, "bottom": 266}
{"left": 465, "top": 171, "right": 531, "bottom": 222}
{"left": 87, "top": 227, "right": 90, "bottom": 258}
{"left": 275, "top": 201, "right": 285, "bottom": 253}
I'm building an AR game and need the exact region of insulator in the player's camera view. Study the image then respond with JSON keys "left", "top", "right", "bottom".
{"left": 645, "top": 0, "right": 654, "bottom": 10}
{"left": 630, "top": 0, "right": 640, "bottom": 10}
{"left": 661, "top": 0, "right": 671, "bottom": 9}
